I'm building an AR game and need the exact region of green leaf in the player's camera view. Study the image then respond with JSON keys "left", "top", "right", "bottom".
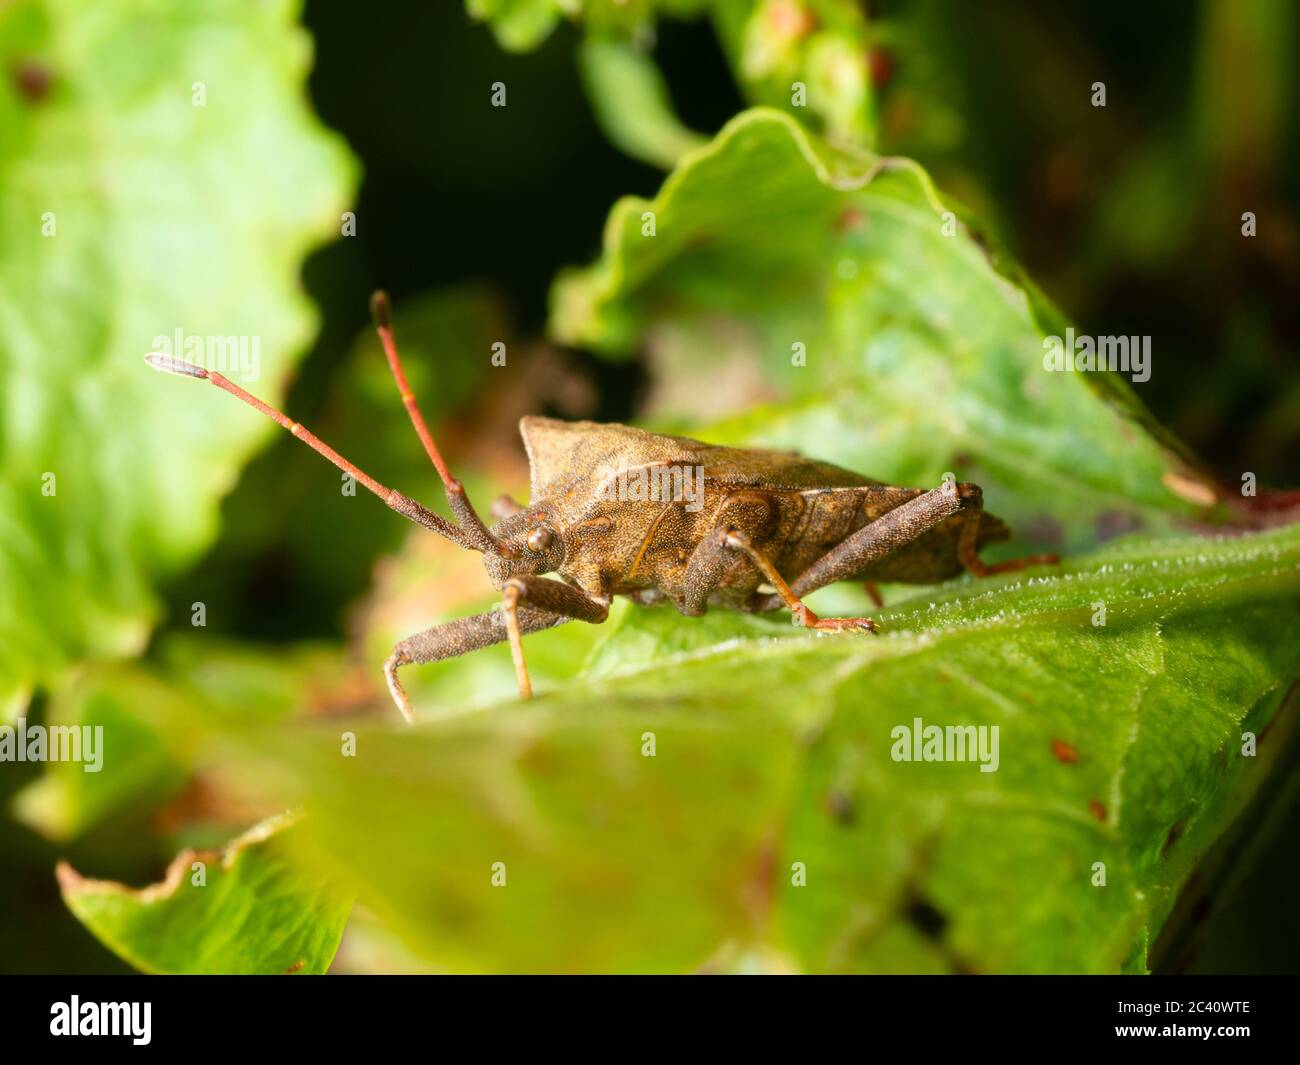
{"left": 229, "top": 523, "right": 1300, "bottom": 973}
{"left": 11, "top": 637, "right": 354, "bottom": 841}
{"left": 710, "top": 0, "right": 877, "bottom": 146}
{"left": 58, "top": 812, "right": 353, "bottom": 975}
{"left": 466, "top": 0, "right": 568, "bottom": 52}
{"left": 550, "top": 107, "right": 1226, "bottom": 559}
{"left": 0, "top": 0, "right": 357, "bottom": 712}
{"left": 578, "top": 37, "right": 708, "bottom": 168}
{"left": 10, "top": 667, "right": 188, "bottom": 842}
{"left": 467, "top": 0, "right": 712, "bottom": 53}
{"left": 469, "top": 1, "right": 878, "bottom": 146}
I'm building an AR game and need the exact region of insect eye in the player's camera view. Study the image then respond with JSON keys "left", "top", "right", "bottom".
{"left": 526, "top": 527, "right": 553, "bottom": 553}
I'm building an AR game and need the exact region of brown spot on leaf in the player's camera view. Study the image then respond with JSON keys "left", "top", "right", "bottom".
{"left": 1088, "top": 798, "right": 1107, "bottom": 822}
{"left": 284, "top": 959, "right": 306, "bottom": 974}
{"left": 1162, "top": 820, "right": 1185, "bottom": 859}
{"left": 834, "top": 206, "right": 865, "bottom": 233}
{"left": 868, "top": 47, "right": 895, "bottom": 89}
{"left": 1051, "top": 738, "right": 1079, "bottom": 763}
{"left": 824, "top": 789, "right": 856, "bottom": 825}
{"left": 904, "top": 896, "right": 948, "bottom": 941}
{"left": 11, "top": 60, "right": 52, "bottom": 103}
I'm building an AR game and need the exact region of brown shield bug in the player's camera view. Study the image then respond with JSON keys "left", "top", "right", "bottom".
{"left": 147, "top": 293, "right": 1057, "bottom": 722}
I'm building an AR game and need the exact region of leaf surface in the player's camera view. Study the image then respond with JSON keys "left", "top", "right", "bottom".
{"left": 225, "top": 524, "right": 1300, "bottom": 973}
{"left": 58, "top": 813, "right": 353, "bottom": 975}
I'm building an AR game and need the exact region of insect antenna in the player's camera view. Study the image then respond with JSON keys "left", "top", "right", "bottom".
{"left": 143, "top": 352, "right": 484, "bottom": 551}
{"left": 369, "top": 292, "right": 517, "bottom": 558}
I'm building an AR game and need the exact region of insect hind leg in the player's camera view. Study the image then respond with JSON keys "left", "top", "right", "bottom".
{"left": 748, "top": 480, "right": 970, "bottom": 617}
{"left": 684, "top": 517, "right": 875, "bottom": 633}
{"left": 953, "top": 483, "right": 1059, "bottom": 577}
{"left": 723, "top": 530, "right": 876, "bottom": 633}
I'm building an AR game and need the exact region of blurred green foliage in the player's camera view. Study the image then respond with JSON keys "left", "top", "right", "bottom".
{"left": 2, "top": 0, "right": 1298, "bottom": 974}
{"left": 0, "top": 0, "right": 356, "bottom": 715}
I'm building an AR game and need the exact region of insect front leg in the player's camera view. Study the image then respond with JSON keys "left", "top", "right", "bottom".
{"left": 499, "top": 577, "right": 610, "bottom": 699}
{"left": 384, "top": 605, "right": 570, "bottom": 723}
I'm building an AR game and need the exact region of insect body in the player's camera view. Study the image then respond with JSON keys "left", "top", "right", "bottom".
{"left": 147, "top": 293, "right": 1056, "bottom": 722}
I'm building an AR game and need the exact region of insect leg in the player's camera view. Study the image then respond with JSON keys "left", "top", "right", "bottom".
{"left": 680, "top": 528, "right": 732, "bottom": 617}
{"left": 785, "top": 481, "right": 969, "bottom": 602}
{"left": 500, "top": 577, "right": 610, "bottom": 699}
{"left": 953, "top": 483, "right": 1060, "bottom": 577}
{"left": 369, "top": 292, "right": 516, "bottom": 558}
{"left": 383, "top": 605, "right": 572, "bottom": 722}
{"left": 722, "top": 530, "right": 876, "bottom": 633}
{"left": 145, "top": 353, "right": 479, "bottom": 550}
{"left": 681, "top": 492, "right": 777, "bottom": 617}
{"left": 742, "top": 479, "right": 977, "bottom": 616}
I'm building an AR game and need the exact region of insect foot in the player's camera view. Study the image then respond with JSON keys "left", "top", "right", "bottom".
{"left": 791, "top": 600, "right": 878, "bottom": 634}
{"left": 810, "top": 616, "right": 878, "bottom": 634}
{"left": 383, "top": 649, "right": 417, "bottom": 726}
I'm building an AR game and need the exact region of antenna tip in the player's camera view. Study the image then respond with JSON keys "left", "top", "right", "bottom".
{"left": 144, "top": 353, "right": 208, "bottom": 379}
{"left": 369, "top": 290, "right": 392, "bottom": 330}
